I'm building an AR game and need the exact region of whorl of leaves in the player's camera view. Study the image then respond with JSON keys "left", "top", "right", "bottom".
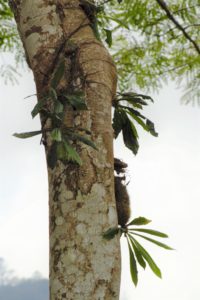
{"left": 103, "top": 216, "right": 173, "bottom": 286}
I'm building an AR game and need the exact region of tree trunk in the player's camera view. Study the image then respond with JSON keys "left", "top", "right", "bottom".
{"left": 10, "top": 0, "right": 121, "bottom": 299}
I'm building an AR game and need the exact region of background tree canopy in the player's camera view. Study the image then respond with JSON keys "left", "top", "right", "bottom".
{"left": 1, "top": 0, "right": 199, "bottom": 102}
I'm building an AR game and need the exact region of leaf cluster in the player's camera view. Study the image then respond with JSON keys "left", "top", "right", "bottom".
{"left": 103, "top": 216, "right": 173, "bottom": 286}
{"left": 13, "top": 61, "right": 97, "bottom": 167}
{"left": 112, "top": 92, "right": 158, "bottom": 155}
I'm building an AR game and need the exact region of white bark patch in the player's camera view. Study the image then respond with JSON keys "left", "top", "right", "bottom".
{"left": 108, "top": 206, "right": 117, "bottom": 224}
{"left": 19, "top": 0, "right": 62, "bottom": 66}
{"left": 91, "top": 183, "right": 106, "bottom": 200}
{"left": 52, "top": 278, "right": 63, "bottom": 294}
{"left": 55, "top": 216, "right": 64, "bottom": 226}
{"left": 62, "top": 251, "right": 77, "bottom": 265}
{"left": 76, "top": 223, "right": 87, "bottom": 235}
{"left": 65, "top": 190, "right": 74, "bottom": 200}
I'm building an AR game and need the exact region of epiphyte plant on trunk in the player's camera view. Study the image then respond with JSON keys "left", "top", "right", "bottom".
{"left": 14, "top": 60, "right": 98, "bottom": 167}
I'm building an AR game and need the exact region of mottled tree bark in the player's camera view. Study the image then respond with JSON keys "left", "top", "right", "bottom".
{"left": 10, "top": 0, "right": 121, "bottom": 299}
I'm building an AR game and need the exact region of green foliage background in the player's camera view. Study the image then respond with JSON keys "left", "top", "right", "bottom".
{"left": 97, "top": 0, "right": 200, "bottom": 103}
{"left": 1, "top": 0, "right": 200, "bottom": 102}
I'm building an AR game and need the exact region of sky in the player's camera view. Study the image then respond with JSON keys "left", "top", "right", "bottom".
{"left": 0, "top": 67, "right": 200, "bottom": 299}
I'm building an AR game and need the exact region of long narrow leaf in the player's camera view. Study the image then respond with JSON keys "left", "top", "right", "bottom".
{"left": 119, "top": 105, "right": 146, "bottom": 119}
{"left": 122, "top": 116, "right": 139, "bottom": 155}
{"left": 65, "top": 132, "right": 98, "bottom": 150}
{"left": 128, "top": 236, "right": 146, "bottom": 269}
{"left": 129, "top": 228, "right": 168, "bottom": 238}
{"left": 112, "top": 108, "right": 124, "bottom": 138}
{"left": 120, "top": 92, "right": 154, "bottom": 103}
{"left": 13, "top": 130, "right": 42, "bottom": 139}
{"left": 51, "top": 61, "right": 65, "bottom": 88}
{"left": 129, "top": 235, "right": 162, "bottom": 278}
{"left": 31, "top": 99, "right": 47, "bottom": 118}
{"left": 117, "top": 96, "right": 147, "bottom": 107}
{"left": 136, "top": 94, "right": 154, "bottom": 102}
{"left": 106, "top": 16, "right": 129, "bottom": 30}
{"left": 104, "top": 28, "right": 112, "bottom": 47}
{"left": 127, "top": 111, "right": 150, "bottom": 132}
{"left": 132, "top": 233, "right": 174, "bottom": 250}
{"left": 63, "top": 91, "right": 87, "bottom": 110}
{"left": 127, "top": 238, "right": 138, "bottom": 286}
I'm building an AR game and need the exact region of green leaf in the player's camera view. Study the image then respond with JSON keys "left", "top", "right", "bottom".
{"left": 31, "top": 99, "right": 47, "bottom": 118}
{"left": 112, "top": 108, "right": 124, "bottom": 138}
{"left": 51, "top": 128, "right": 62, "bottom": 142}
{"left": 63, "top": 91, "right": 87, "bottom": 110}
{"left": 49, "top": 87, "right": 58, "bottom": 101}
{"left": 129, "top": 228, "right": 168, "bottom": 238}
{"left": 13, "top": 130, "right": 42, "bottom": 139}
{"left": 127, "top": 111, "right": 149, "bottom": 130}
{"left": 117, "top": 93, "right": 154, "bottom": 108}
{"left": 132, "top": 233, "right": 174, "bottom": 250}
{"left": 104, "top": 28, "right": 112, "bottom": 47}
{"left": 54, "top": 101, "right": 64, "bottom": 114}
{"left": 146, "top": 119, "right": 158, "bottom": 137}
{"left": 66, "top": 132, "right": 98, "bottom": 150}
{"left": 118, "top": 93, "right": 148, "bottom": 106}
{"left": 119, "top": 105, "right": 158, "bottom": 138}
{"left": 56, "top": 141, "right": 82, "bottom": 165}
{"left": 106, "top": 16, "right": 129, "bottom": 30}
{"left": 127, "top": 217, "right": 152, "bottom": 226}
{"left": 129, "top": 235, "right": 162, "bottom": 278}
{"left": 128, "top": 237, "right": 146, "bottom": 269}
{"left": 136, "top": 94, "right": 154, "bottom": 102}
{"left": 62, "top": 140, "right": 82, "bottom": 165}
{"left": 119, "top": 105, "right": 145, "bottom": 119}
{"left": 51, "top": 61, "right": 65, "bottom": 89}
{"left": 122, "top": 116, "right": 139, "bottom": 155}
{"left": 102, "top": 227, "right": 119, "bottom": 240}
{"left": 127, "top": 238, "right": 138, "bottom": 286}
{"left": 120, "top": 97, "right": 147, "bottom": 107}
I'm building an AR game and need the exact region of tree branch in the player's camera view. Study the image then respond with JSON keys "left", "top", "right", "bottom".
{"left": 156, "top": 0, "right": 200, "bottom": 55}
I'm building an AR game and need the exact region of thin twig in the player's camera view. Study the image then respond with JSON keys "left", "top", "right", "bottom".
{"left": 173, "top": 4, "right": 200, "bottom": 15}
{"left": 156, "top": 0, "right": 200, "bottom": 55}
{"left": 156, "top": 23, "right": 200, "bottom": 38}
